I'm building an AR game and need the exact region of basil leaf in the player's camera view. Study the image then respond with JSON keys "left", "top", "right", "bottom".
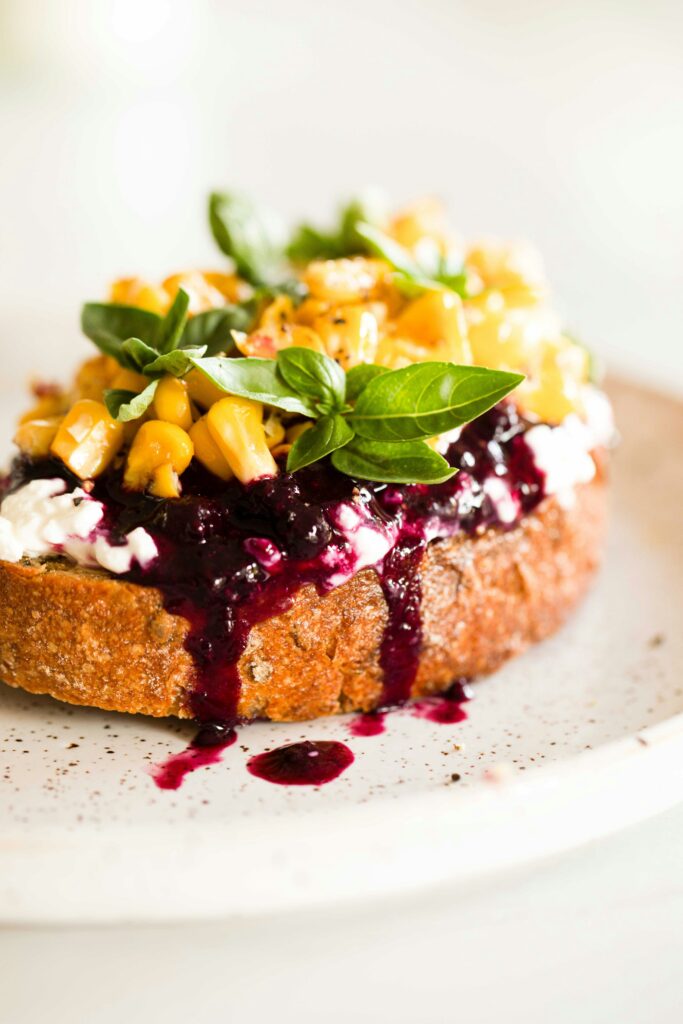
{"left": 103, "top": 380, "right": 159, "bottom": 422}
{"left": 345, "top": 363, "right": 389, "bottom": 403}
{"left": 277, "top": 347, "right": 346, "bottom": 413}
{"left": 209, "top": 191, "right": 284, "bottom": 286}
{"left": 120, "top": 337, "right": 160, "bottom": 372}
{"left": 350, "top": 363, "right": 524, "bottom": 441}
{"left": 81, "top": 303, "right": 162, "bottom": 365}
{"left": 354, "top": 222, "right": 422, "bottom": 279}
{"left": 182, "top": 305, "right": 252, "bottom": 355}
{"left": 331, "top": 437, "right": 456, "bottom": 484}
{"left": 188, "top": 356, "right": 317, "bottom": 417}
{"left": 287, "top": 415, "right": 354, "bottom": 473}
{"left": 287, "top": 192, "right": 385, "bottom": 262}
{"left": 155, "top": 288, "right": 190, "bottom": 354}
{"left": 144, "top": 346, "right": 207, "bottom": 378}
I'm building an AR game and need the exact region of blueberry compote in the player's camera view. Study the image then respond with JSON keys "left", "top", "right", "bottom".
{"left": 2, "top": 402, "right": 545, "bottom": 728}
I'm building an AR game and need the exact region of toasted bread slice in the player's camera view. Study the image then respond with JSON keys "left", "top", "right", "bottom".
{"left": 0, "top": 471, "right": 607, "bottom": 722}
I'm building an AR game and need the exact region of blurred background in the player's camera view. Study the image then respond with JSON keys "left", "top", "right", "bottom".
{"left": 0, "top": 0, "right": 681, "bottom": 391}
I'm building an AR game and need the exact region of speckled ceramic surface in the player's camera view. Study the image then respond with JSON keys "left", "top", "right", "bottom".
{"left": 0, "top": 378, "right": 682, "bottom": 923}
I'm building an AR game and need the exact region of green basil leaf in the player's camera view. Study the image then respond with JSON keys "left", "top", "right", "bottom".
{"left": 287, "top": 224, "right": 346, "bottom": 263}
{"left": 181, "top": 305, "right": 252, "bottom": 355}
{"left": 81, "top": 303, "right": 162, "bottom": 366}
{"left": 155, "top": 288, "right": 190, "bottom": 354}
{"left": 287, "top": 192, "right": 386, "bottom": 262}
{"left": 277, "top": 347, "right": 346, "bottom": 413}
{"left": 144, "top": 346, "right": 207, "bottom": 378}
{"left": 209, "top": 191, "right": 285, "bottom": 286}
{"left": 188, "top": 356, "right": 317, "bottom": 417}
{"left": 345, "top": 363, "right": 389, "bottom": 403}
{"left": 286, "top": 415, "right": 354, "bottom": 473}
{"left": 103, "top": 380, "right": 159, "bottom": 422}
{"left": 354, "top": 222, "right": 422, "bottom": 279}
{"left": 120, "top": 337, "right": 160, "bottom": 372}
{"left": 349, "top": 363, "right": 524, "bottom": 441}
{"left": 331, "top": 437, "right": 456, "bottom": 484}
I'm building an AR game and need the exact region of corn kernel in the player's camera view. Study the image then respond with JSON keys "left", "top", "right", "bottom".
{"left": 207, "top": 398, "right": 277, "bottom": 483}
{"left": 189, "top": 417, "right": 234, "bottom": 481}
{"left": 110, "top": 277, "right": 169, "bottom": 314}
{"left": 302, "top": 258, "right": 385, "bottom": 304}
{"left": 314, "top": 306, "right": 380, "bottom": 369}
{"left": 51, "top": 400, "right": 124, "bottom": 479}
{"left": 259, "top": 295, "right": 295, "bottom": 329}
{"left": 74, "top": 355, "right": 119, "bottom": 402}
{"left": 236, "top": 324, "right": 325, "bottom": 358}
{"left": 466, "top": 241, "right": 546, "bottom": 301}
{"left": 18, "top": 393, "right": 68, "bottom": 425}
{"left": 153, "top": 376, "right": 193, "bottom": 431}
{"left": 110, "top": 368, "right": 150, "bottom": 393}
{"left": 14, "top": 416, "right": 62, "bottom": 459}
{"left": 162, "top": 271, "right": 227, "bottom": 315}
{"left": 285, "top": 421, "right": 313, "bottom": 443}
{"left": 263, "top": 411, "right": 285, "bottom": 450}
{"left": 389, "top": 197, "right": 450, "bottom": 252}
{"left": 124, "top": 420, "right": 194, "bottom": 497}
{"left": 394, "top": 290, "right": 471, "bottom": 364}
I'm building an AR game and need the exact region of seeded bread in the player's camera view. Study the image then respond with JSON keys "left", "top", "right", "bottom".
{"left": 0, "top": 468, "right": 607, "bottom": 722}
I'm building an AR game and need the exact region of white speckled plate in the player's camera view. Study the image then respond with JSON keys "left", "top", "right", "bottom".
{"left": 0, "top": 378, "right": 682, "bottom": 924}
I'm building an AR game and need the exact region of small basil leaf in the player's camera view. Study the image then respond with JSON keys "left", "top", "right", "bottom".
{"left": 286, "top": 415, "right": 354, "bottom": 473}
{"left": 181, "top": 305, "right": 252, "bottom": 355}
{"left": 354, "top": 222, "right": 422, "bottom": 279}
{"left": 81, "top": 303, "right": 162, "bottom": 352}
{"left": 286, "top": 224, "right": 346, "bottom": 263}
{"left": 286, "top": 192, "right": 385, "bottom": 262}
{"left": 103, "top": 380, "right": 159, "bottom": 422}
{"left": 331, "top": 437, "right": 456, "bottom": 485}
{"left": 155, "top": 288, "right": 190, "bottom": 354}
{"left": 350, "top": 363, "right": 524, "bottom": 441}
{"left": 277, "top": 347, "right": 346, "bottom": 412}
{"left": 144, "top": 346, "right": 207, "bottom": 378}
{"left": 345, "top": 363, "right": 389, "bottom": 403}
{"left": 188, "top": 356, "right": 317, "bottom": 417}
{"left": 120, "top": 337, "right": 160, "bottom": 372}
{"left": 209, "top": 191, "right": 285, "bottom": 286}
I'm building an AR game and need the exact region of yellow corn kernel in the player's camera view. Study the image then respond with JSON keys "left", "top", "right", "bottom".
{"left": 110, "top": 368, "right": 150, "bottom": 393}
{"left": 19, "top": 392, "right": 68, "bottom": 425}
{"left": 162, "top": 271, "right": 227, "bottom": 314}
{"left": 294, "top": 297, "right": 331, "bottom": 326}
{"left": 394, "top": 289, "right": 472, "bottom": 364}
{"left": 74, "top": 354, "right": 119, "bottom": 402}
{"left": 185, "top": 368, "right": 226, "bottom": 410}
{"left": 123, "top": 420, "right": 194, "bottom": 497}
{"left": 207, "top": 398, "right": 277, "bottom": 484}
{"left": 110, "top": 277, "right": 169, "bottom": 315}
{"left": 14, "top": 416, "right": 62, "bottom": 459}
{"left": 314, "top": 306, "right": 380, "bottom": 369}
{"left": 202, "top": 271, "right": 252, "bottom": 303}
{"left": 389, "top": 197, "right": 450, "bottom": 252}
{"left": 263, "top": 411, "right": 285, "bottom": 450}
{"left": 153, "top": 376, "right": 193, "bottom": 430}
{"left": 515, "top": 339, "right": 585, "bottom": 423}
{"left": 51, "top": 400, "right": 124, "bottom": 479}
{"left": 189, "top": 417, "right": 234, "bottom": 481}
{"left": 466, "top": 241, "right": 546, "bottom": 302}
{"left": 302, "top": 258, "right": 385, "bottom": 304}
{"left": 375, "top": 336, "right": 433, "bottom": 370}
{"left": 259, "top": 295, "right": 295, "bottom": 329}
{"left": 236, "top": 323, "right": 326, "bottom": 358}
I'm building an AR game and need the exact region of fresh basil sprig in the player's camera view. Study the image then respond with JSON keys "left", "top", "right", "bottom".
{"left": 186, "top": 347, "right": 522, "bottom": 483}
{"left": 209, "top": 192, "right": 286, "bottom": 287}
{"left": 286, "top": 193, "right": 384, "bottom": 263}
{"left": 354, "top": 222, "right": 468, "bottom": 299}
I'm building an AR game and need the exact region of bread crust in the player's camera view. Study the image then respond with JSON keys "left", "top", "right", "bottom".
{"left": 0, "top": 472, "right": 607, "bottom": 722}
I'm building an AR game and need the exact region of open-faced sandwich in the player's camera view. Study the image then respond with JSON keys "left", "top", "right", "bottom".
{"left": 0, "top": 193, "right": 613, "bottom": 725}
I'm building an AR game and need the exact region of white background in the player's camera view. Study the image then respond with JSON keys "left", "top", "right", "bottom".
{"left": 1, "top": 2, "right": 682, "bottom": 1021}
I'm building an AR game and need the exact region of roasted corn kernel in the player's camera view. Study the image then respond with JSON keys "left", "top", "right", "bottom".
{"left": 185, "top": 368, "right": 226, "bottom": 410}
{"left": 123, "top": 420, "right": 194, "bottom": 497}
{"left": 189, "top": 417, "right": 233, "bottom": 481}
{"left": 74, "top": 355, "right": 119, "bottom": 402}
{"left": 50, "top": 400, "right": 124, "bottom": 479}
{"left": 110, "top": 368, "right": 150, "bottom": 393}
{"left": 313, "top": 306, "right": 380, "bottom": 369}
{"left": 110, "top": 277, "right": 169, "bottom": 315}
{"left": 302, "top": 258, "right": 385, "bottom": 304}
{"left": 153, "top": 375, "right": 193, "bottom": 431}
{"left": 207, "top": 398, "right": 277, "bottom": 483}
{"left": 394, "top": 289, "right": 471, "bottom": 364}
{"left": 14, "top": 416, "right": 62, "bottom": 459}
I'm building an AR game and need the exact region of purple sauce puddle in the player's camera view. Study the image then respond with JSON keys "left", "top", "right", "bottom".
{"left": 4, "top": 402, "right": 545, "bottom": 740}
{"left": 150, "top": 722, "right": 236, "bottom": 790}
{"left": 411, "top": 679, "right": 473, "bottom": 724}
{"left": 349, "top": 711, "right": 387, "bottom": 737}
{"left": 246, "top": 739, "right": 354, "bottom": 786}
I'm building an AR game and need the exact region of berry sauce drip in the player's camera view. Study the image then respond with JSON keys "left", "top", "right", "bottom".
{"left": 410, "top": 679, "right": 473, "bottom": 724}
{"left": 348, "top": 711, "right": 387, "bottom": 737}
{"left": 150, "top": 722, "right": 236, "bottom": 790}
{"left": 246, "top": 740, "right": 354, "bottom": 786}
{"left": 3, "top": 402, "right": 545, "bottom": 729}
